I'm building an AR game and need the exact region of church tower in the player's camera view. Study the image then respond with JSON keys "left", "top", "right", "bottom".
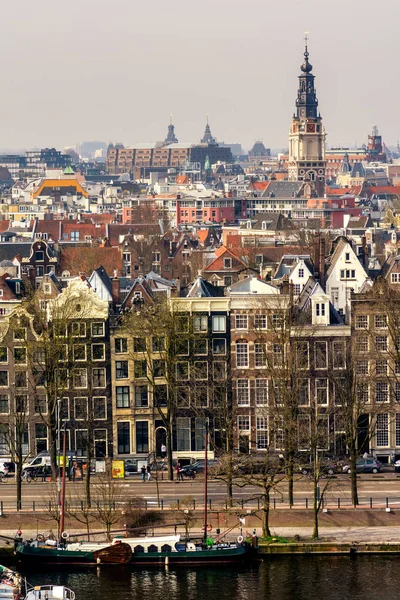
{"left": 164, "top": 115, "right": 178, "bottom": 145}
{"left": 288, "top": 36, "right": 326, "bottom": 196}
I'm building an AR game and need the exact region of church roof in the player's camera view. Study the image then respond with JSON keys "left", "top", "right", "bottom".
{"left": 350, "top": 162, "right": 366, "bottom": 178}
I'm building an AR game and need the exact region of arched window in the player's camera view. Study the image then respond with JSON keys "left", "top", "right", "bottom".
{"left": 161, "top": 544, "right": 172, "bottom": 553}
{"left": 148, "top": 544, "right": 158, "bottom": 553}
{"left": 236, "top": 340, "right": 249, "bottom": 368}
{"left": 134, "top": 545, "right": 144, "bottom": 553}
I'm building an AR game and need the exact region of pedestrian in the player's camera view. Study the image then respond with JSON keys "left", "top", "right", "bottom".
{"left": 363, "top": 451, "right": 368, "bottom": 459}
{"left": 71, "top": 462, "right": 76, "bottom": 482}
{"left": 176, "top": 463, "right": 181, "bottom": 483}
{"left": 141, "top": 465, "right": 146, "bottom": 482}
{"left": 42, "top": 466, "right": 47, "bottom": 482}
{"left": 147, "top": 464, "right": 151, "bottom": 481}
{"left": 161, "top": 443, "right": 167, "bottom": 459}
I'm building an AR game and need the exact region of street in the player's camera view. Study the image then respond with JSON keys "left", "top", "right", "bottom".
{"left": 2, "top": 473, "right": 400, "bottom": 511}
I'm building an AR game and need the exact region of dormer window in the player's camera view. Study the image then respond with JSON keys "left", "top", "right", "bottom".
{"left": 224, "top": 258, "right": 232, "bottom": 269}
{"left": 345, "top": 252, "right": 350, "bottom": 262}
{"left": 316, "top": 303, "right": 326, "bottom": 317}
{"left": 298, "top": 268, "right": 304, "bottom": 278}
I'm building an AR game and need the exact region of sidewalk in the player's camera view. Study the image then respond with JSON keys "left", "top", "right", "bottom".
{"left": 268, "top": 525, "right": 400, "bottom": 543}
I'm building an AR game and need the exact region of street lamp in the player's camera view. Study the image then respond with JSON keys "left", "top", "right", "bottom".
{"left": 57, "top": 398, "right": 61, "bottom": 509}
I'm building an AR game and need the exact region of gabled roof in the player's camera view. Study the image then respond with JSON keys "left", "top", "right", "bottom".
{"left": 249, "top": 181, "right": 270, "bottom": 193}
{"left": 186, "top": 276, "right": 225, "bottom": 298}
{"left": 228, "top": 275, "right": 279, "bottom": 295}
{"left": 241, "top": 212, "right": 297, "bottom": 231}
{"left": 350, "top": 162, "right": 366, "bottom": 178}
{"left": 326, "top": 237, "right": 350, "bottom": 277}
{"left": 91, "top": 266, "right": 113, "bottom": 295}
{"left": 203, "top": 246, "right": 248, "bottom": 273}
{"left": 297, "top": 276, "right": 344, "bottom": 324}
{"left": 274, "top": 255, "right": 313, "bottom": 280}
{"left": 120, "top": 277, "right": 155, "bottom": 309}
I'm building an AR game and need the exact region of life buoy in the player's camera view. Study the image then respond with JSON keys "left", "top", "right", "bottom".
{"left": 207, "top": 524, "right": 213, "bottom": 532}
{"left": 237, "top": 535, "right": 244, "bottom": 544}
{"left": 61, "top": 531, "right": 69, "bottom": 540}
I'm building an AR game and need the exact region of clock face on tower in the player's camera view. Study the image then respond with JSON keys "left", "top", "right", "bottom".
{"left": 306, "top": 123, "right": 315, "bottom": 133}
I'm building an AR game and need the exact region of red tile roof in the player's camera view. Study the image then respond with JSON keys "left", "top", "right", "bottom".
{"left": 251, "top": 181, "right": 270, "bottom": 192}
{"left": 369, "top": 186, "right": 400, "bottom": 196}
{"left": 60, "top": 246, "right": 122, "bottom": 276}
{"left": 0, "top": 220, "right": 10, "bottom": 233}
{"left": 203, "top": 246, "right": 247, "bottom": 272}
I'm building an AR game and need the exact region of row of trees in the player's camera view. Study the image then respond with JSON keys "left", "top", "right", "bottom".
{"left": 119, "top": 286, "right": 400, "bottom": 538}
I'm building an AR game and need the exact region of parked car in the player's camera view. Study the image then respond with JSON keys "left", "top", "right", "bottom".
{"left": 342, "top": 458, "right": 382, "bottom": 474}
{"left": 394, "top": 460, "right": 400, "bottom": 473}
{"left": 233, "top": 456, "right": 285, "bottom": 476}
{"left": 180, "top": 459, "right": 221, "bottom": 478}
{"left": 298, "top": 456, "right": 343, "bottom": 476}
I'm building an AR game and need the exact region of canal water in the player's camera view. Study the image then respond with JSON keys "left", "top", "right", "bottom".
{"left": 18, "top": 556, "right": 400, "bottom": 600}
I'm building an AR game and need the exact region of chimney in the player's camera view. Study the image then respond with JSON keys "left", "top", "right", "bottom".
{"left": 112, "top": 275, "right": 120, "bottom": 311}
{"left": 280, "top": 276, "right": 290, "bottom": 295}
{"left": 318, "top": 235, "right": 326, "bottom": 290}
{"left": 313, "top": 232, "right": 320, "bottom": 280}
{"left": 361, "top": 235, "right": 368, "bottom": 270}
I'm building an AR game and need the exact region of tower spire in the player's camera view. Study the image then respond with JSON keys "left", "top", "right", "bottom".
{"left": 164, "top": 115, "right": 178, "bottom": 145}
{"left": 201, "top": 117, "right": 216, "bottom": 144}
{"left": 288, "top": 35, "right": 326, "bottom": 197}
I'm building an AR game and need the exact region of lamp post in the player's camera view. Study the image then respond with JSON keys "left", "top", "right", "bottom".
{"left": 57, "top": 398, "right": 61, "bottom": 509}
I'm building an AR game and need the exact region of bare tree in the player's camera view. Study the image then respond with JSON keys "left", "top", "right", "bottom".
{"left": 93, "top": 468, "right": 123, "bottom": 541}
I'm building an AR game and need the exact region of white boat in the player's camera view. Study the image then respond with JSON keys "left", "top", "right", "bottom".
{"left": 24, "top": 586, "right": 75, "bottom": 600}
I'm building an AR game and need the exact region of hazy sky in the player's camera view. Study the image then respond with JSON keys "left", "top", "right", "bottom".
{"left": 1, "top": 0, "right": 399, "bottom": 152}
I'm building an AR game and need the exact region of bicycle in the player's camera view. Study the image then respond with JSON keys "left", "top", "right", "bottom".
{"left": 22, "top": 471, "right": 33, "bottom": 483}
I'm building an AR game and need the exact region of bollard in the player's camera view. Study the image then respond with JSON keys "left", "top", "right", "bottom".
{"left": 338, "top": 498, "right": 340, "bottom": 509}
{"left": 225, "top": 500, "right": 228, "bottom": 510}
{"left": 209, "top": 499, "right": 211, "bottom": 510}
{"left": 33, "top": 501, "right": 35, "bottom": 512}
{"left": 370, "top": 497, "right": 372, "bottom": 509}
{"left": 386, "top": 497, "right": 389, "bottom": 509}
{"left": 177, "top": 499, "right": 180, "bottom": 510}
{"left": 241, "top": 499, "right": 244, "bottom": 510}
{"left": 257, "top": 498, "right": 260, "bottom": 510}
{"left": 273, "top": 498, "right": 276, "bottom": 510}
{"left": 161, "top": 499, "right": 164, "bottom": 510}
{"left": 145, "top": 499, "right": 148, "bottom": 510}
{"left": 81, "top": 500, "right": 84, "bottom": 511}
{"left": 306, "top": 498, "right": 308, "bottom": 509}
{"left": 322, "top": 497, "right": 324, "bottom": 509}
{"left": 193, "top": 499, "right": 196, "bottom": 511}
{"left": 0, "top": 500, "right": 2, "bottom": 516}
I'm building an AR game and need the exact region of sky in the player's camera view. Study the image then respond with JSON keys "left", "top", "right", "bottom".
{"left": 1, "top": 0, "right": 399, "bottom": 152}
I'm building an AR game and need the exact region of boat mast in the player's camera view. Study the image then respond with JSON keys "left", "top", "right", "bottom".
{"left": 203, "top": 421, "right": 208, "bottom": 543}
{"left": 59, "top": 425, "right": 67, "bottom": 538}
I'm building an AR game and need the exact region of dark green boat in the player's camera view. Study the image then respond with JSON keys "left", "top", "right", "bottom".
{"left": 16, "top": 535, "right": 255, "bottom": 567}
